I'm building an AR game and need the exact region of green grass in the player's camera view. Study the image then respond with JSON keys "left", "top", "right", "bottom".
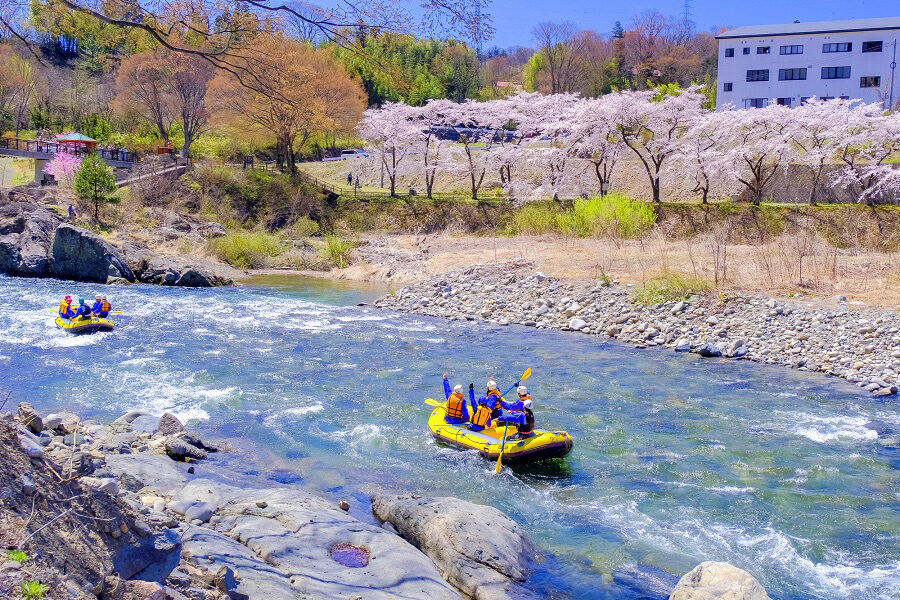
{"left": 5, "top": 550, "right": 28, "bottom": 563}
{"left": 633, "top": 272, "right": 713, "bottom": 306}
{"left": 211, "top": 231, "right": 286, "bottom": 269}
{"left": 557, "top": 193, "right": 658, "bottom": 238}
{"left": 20, "top": 581, "right": 48, "bottom": 600}
{"left": 511, "top": 201, "right": 559, "bottom": 235}
{"left": 322, "top": 234, "right": 354, "bottom": 268}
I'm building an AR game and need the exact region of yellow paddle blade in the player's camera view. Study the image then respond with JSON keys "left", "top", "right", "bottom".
{"left": 495, "top": 452, "right": 503, "bottom": 473}
{"left": 424, "top": 398, "right": 441, "bottom": 407}
{"left": 520, "top": 368, "right": 532, "bottom": 382}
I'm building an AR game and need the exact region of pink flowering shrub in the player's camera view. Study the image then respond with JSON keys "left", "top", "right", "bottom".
{"left": 44, "top": 150, "right": 82, "bottom": 186}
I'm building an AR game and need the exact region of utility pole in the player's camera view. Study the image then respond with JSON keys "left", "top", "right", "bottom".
{"left": 474, "top": 0, "right": 483, "bottom": 57}
{"left": 889, "top": 38, "right": 897, "bottom": 111}
{"left": 681, "top": 0, "right": 694, "bottom": 35}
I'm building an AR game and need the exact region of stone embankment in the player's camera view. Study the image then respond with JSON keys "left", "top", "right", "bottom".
{"left": 0, "top": 188, "right": 240, "bottom": 287}
{"left": 375, "top": 260, "right": 900, "bottom": 397}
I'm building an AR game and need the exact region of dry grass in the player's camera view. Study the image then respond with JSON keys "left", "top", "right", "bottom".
{"left": 348, "top": 231, "right": 900, "bottom": 309}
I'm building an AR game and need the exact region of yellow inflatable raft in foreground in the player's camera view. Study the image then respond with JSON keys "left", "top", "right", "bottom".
{"left": 55, "top": 316, "right": 115, "bottom": 335}
{"left": 428, "top": 402, "right": 573, "bottom": 465}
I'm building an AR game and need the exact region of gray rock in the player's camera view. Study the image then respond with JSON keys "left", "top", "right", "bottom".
{"left": 371, "top": 494, "right": 540, "bottom": 600}
{"left": 114, "top": 410, "right": 152, "bottom": 424}
{"left": 670, "top": 561, "right": 770, "bottom": 600}
{"left": 49, "top": 224, "right": 134, "bottom": 283}
{"left": 17, "top": 402, "right": 44, "bottom": 433}
{"left": 0, "top": 196, "right": 61, "bottom": 276}
{"left": 671, "top": 301, "right": 686, "bottom": 314}
{"left": 873, "top": 387, "right": 897, "bottom": 396}
{"left": 157, "top": 413, "right": 185, "bottom": 436}
{"left": 17, "top": 429, "right": 44, "bottom": 458}
{"left": 136, "top": 253, "right": 240, "bottom": 287}
{"left": 696, "top": 344, "right": 722, "bottom": 358}
{"left": 568, "top": 317, "right": 587, "bottom": 331}
{"left": 113, "top": 528, "right": 181, "bottom": 583}
{"left": 165, "top": 500, "right": 196, "bottom": 516}
{"left": 42, "top": 413, "right": 64, "bottom": 431}
{"left": 130, "top": 415, "right": 160, "bottom": 435}
{"left": 104, "top": 453, "right": 190, "bottom": 493}
{"left": 184, "top": 502, "right": 216, "bottom": 524}
{"left": 63, "top": 433, "right": 86, "bottom": 446}
{"left": 97, "top": 478, "right": 120, "bottom": 495}
{"left": 21, "top": 473, "right": 36, "bottom": 495}
{"left": 164, "top": 437, "right": 208, "bottom": 462}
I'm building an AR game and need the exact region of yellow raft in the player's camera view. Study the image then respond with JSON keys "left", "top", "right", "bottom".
{"left": 55, "top": 316, "right": 115, "bottom": 335}
{"left": 428, "top": 402, "right": 573, "bottom": 465}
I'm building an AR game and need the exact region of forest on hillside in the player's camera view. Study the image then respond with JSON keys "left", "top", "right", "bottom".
{"left": 0, "top": 0, "right": 719, "bottom": 163}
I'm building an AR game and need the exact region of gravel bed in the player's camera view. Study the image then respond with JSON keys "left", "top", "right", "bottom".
{"left": 374, "top": 260, "right": 900, "bottom": 397}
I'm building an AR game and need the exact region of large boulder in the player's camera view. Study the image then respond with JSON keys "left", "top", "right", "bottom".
{"left": 122, "top": 241, "right": 239, "bottom": 287}
{"left": 670, "top": 562, "right": 770, "bottom": 600}
{"left": 0, "top": 200, "right": 60, "bottom": 276}
{"left": 371, "top": 494, "right": 541, "bottom": 600}
{"left": 50, "top": 224, "right": 134, "bottom": 283}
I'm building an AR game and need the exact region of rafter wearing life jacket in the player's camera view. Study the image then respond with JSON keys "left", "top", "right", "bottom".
{"left": 442, "top": 375, "right": 472, "bottom": 424}
{"left": 470, "top": 398, "right": 493, "bottom": 431}
{"left": 92, "top": 296, "right": 111, "bottom": 318}
{"left": 58, "top": 296, "right": 75, "bottom": 320}
{"left": 485, "top": 379, "right": 504, "bottom": 418}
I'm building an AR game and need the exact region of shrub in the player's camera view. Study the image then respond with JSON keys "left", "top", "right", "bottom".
{"left": 20, "top": 581, "right": 48, "bottom": 600}
{"left": 633, "top": 271, "right": 713, "bottom": 305}
{"left": 290, "top": 215, "right": 320, "bottom": 237}
{"left": 554, "top": 194, "right": 657, "bottom": 239}
{"left": 211, "top": 231, "right": 286, "bottom": 269}
{"left": 5, "top": 550, "right": 28, "bottom": 562}
{"left": 513, "top": 202, "right": 558, "bottom": 235}
{"left": 74, "top": 155, "right": 119, "bottom": 220}
{"left": 322, "top": 234, "right": 353, "bottom": 268}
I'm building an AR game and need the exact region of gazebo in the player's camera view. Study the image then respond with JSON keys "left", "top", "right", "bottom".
{"left": 55, "top": 132, "right": 98, "bottom": 152}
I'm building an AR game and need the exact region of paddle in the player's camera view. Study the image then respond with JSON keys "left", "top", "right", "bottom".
{"left": 49, "top": 310, "right": 123, "bottom": 315}
{"left": 495, "top": 368, "right": 533, "bottom": 474}
{"left": 424, "top": 398, "right": 441, "bottom": 407}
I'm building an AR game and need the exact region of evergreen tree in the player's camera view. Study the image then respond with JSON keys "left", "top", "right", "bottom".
{"left": 73, "top": 155, "right": 118, "bottom": 220}
{"left": 612, "top": 21, "right": 625, "bottom": 39}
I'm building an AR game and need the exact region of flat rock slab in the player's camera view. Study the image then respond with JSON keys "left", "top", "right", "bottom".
{"left": 371, "top": 494, "right": 541, "bottom": 600}
{"left": 178, "top": 526, "right": 296, "bottom": 599}
{"left": 214, "top": 488, "right": 461, "bottom": 599}
{"left": 105, "top": 453, "right": 191, "bottom": 493}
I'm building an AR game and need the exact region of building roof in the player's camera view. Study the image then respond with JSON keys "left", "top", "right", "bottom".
{"left": 55, "top": 133, "right": 97, "bottom": 143}
{"left": 716, "top": 17, "right": 900, "bottom": 39}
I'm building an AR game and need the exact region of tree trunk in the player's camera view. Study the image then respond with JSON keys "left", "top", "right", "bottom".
{"left": 181, "top": 131, "right": 192, "bottom": 159}
{"left": 651, "top": 178, "right": 661, "bottom": 203}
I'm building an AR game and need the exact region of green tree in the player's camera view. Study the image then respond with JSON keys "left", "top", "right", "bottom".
{"left": 74, "top": 155, "right": 118, "bottom": 220}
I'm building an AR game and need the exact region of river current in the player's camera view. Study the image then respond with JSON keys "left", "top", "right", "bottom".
{"left": 1, "top": 274, "right": 897, "bottom": 599}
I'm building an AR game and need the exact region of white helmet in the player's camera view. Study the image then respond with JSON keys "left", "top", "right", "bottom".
{"left": 517, "top": 386, "right": 528, "bottom": 396}
{"left": 523, "top": 399, "right": 533, "bottom": 409}
{"left": 453, "top": 384, "right": 463, "bottom": 393}
{"left": 487, "top": 380, "right": 498, "bottom": 390}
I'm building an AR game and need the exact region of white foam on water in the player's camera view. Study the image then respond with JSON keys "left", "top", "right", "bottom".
{"left": 283, "top": 404, "right": 325, "bottom": 417}
{"left": 776, "top": 411, "right": 880, "bottom": 444}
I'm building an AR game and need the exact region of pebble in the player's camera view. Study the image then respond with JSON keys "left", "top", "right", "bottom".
{"left": 374, "top": 261, "right": 900, "bottom": 397}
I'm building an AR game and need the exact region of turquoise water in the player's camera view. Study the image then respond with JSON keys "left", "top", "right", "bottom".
{"left": 1, "top": 275, "right": 898, "bottom": 599}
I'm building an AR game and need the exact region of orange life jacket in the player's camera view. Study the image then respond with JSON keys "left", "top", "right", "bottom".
{"left": 515, "top": 394, "right": 531, "bottom": 408}
{"left": 446, "top": 392, "right": 465, "bottom": 420}
{"left": 58, "top": 300, "right": 71, "bottom": 316}
{"left": 486, "top": 389, "right": 502, "bottom": 412}
{"left": 471, "top": 405, "right": 491, "bottom": 428}
{"left": 99, "top": 300, "right": 110, "bottom": 312}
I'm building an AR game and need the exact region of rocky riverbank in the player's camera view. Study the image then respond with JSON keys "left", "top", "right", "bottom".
{"left": 374, "top": 260, "right": 900, "bottom": 397}
{"left": 2, "top": 402, "right": 774, "bottom": 600}
{"left": 0, "top": 188, "right": 241, "bottom": 287}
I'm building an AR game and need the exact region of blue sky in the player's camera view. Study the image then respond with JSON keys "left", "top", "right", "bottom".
{"left": 479, "top": 0, "right": 898, "bottom": 48}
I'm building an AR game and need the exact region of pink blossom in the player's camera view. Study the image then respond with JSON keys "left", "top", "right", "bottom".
{"left": 44, "top": 150, "right": 82, "bottom": 186}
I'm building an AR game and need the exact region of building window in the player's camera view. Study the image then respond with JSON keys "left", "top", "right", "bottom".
{"left": 725, "top": 48, "right": 735, "bottom": 57}
{"left": 743, "top": 47, "right": 750, "bottom": 55}
{"left": 757, "top": 46, "right": 771, "bottom": 54}
{"left": 800, "top": 97, "right": 810, "bottom": 105}
{"left": 862, "top": 41, "right": 883, "bottom": 53}
{"left": 839, "top": 96, "right": 850, "bottom": 100}
{"left": 746, "top": 69, "right": 769, "bottom": 82}
{"left": 822, "top": 42, "right": 852, "bottom": 53}
{"left": 744, "top": 98, "right": 768, "bottom": 109}
{"left": 820, "top": 97, "right": 835, "bottom": 101}
{"left": 779, "top": 45, "right": 803, "bottom": 55}
{"left": 723, "top": 82, "right": 733, "bottom": 92}
{"left": 778, "top": 68, "right": 807, "bottom": 81}
{"left": 821, "top": 66, "right": 851, "bottom": 79}
{"left": 860, "top": 76, "right": 881, "bottom": 88}
{"left": 776, "top": 98, "right": 792, "bottom": 106}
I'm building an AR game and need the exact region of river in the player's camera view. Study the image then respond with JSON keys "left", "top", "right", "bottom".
{"left": 1, "top": 274, "right": 897, "bottom": 599}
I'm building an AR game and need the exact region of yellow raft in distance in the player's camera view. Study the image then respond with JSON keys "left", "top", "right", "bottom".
{"left": 428, "top": 403, "right": 573, "bottom": 465}
{"left": 55, "top": 316, "right": 115, "bottom": 335}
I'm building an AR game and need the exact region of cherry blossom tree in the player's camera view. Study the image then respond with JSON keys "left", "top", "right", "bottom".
{"left": 830, "top": 104, "right": 900, "bottom": 205}
{"left": 566, "top": 95, "right": 624, "bottom": 196}
{"left": 669, "top": 109, "right": 731, "bottom": 203}
{"left": 611, "top": 86, "right": 705, "bottom": 202}
{"left": 44, "top": 150, "right": 82, "bottom": 187}
{"left": 358, "top": 102, "right": 420, "bottom": 197}
{"left": 417, "top": 100, "right": 451, "bottom": 199}
{"left": 790, "top": 98, "right": 853, "bottom": 205}
{"left": 439, "top": 99, "right": 510, "bottom": 201}
{"left": 717, "top": 104, "right": 795, "bottom": 205}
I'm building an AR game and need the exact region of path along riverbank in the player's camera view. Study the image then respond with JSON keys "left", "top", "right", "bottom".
{"left": 374, "top": 260, "right": 900, "bottom": 397}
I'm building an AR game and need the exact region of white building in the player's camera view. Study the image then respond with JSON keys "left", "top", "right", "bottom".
{"left": 715, "top": 17, "right": 900, "bottom": 109}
